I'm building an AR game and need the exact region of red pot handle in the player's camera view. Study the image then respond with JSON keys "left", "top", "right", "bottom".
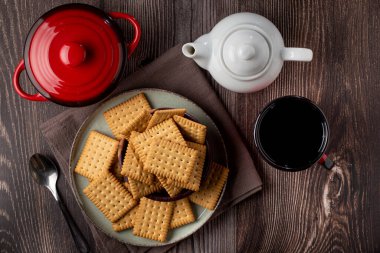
{"left": 13, "top": 60, "right": 47, "bottom": 102}
{"left": 109, "top": 12, "right": 141, "bottom": 58}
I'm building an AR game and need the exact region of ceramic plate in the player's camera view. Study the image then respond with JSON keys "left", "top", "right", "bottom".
{"left": 69, "top": 89, "right": 228, "bottom": 247}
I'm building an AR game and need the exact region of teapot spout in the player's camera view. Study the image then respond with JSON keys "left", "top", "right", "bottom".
{"left": 182, "top": 43, "right": 198, "bottom": 58}
{"left": 182, "top": 37, "right": 211, "bottom": 69}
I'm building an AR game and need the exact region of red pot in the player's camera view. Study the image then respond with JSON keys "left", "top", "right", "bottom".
{"left": 13, "top": 3, "right": 141, "bottom": 107}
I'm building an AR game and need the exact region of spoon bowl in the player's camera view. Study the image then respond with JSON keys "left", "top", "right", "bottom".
{"left": 29, "top": 154, "right": 58, "bottom": 192}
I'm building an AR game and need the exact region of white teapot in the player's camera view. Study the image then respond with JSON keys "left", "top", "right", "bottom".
{"left": 182, "top": 13, "right": 313, "bottom": 93}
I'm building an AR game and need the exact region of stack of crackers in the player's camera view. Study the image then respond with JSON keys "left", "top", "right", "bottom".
{"left": 75, "top": 93, "right": 229, "bottom": 242}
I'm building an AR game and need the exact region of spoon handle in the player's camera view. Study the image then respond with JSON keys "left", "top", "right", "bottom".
{"left": 57, "top": 196, "right": 90, "bottom": 253}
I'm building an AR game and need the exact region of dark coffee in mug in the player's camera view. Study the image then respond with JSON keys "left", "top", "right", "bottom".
{"left": 254, "top": 96, "right": 329, "bottom": 171}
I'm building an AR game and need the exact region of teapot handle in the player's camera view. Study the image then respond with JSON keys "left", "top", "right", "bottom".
{"left": 281, "top": 48, "right": 313, "bottom": 62}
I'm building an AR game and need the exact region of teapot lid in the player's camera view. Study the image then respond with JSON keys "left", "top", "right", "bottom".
{"left": 221, "top": 27, "right": 270, "bottom": 79}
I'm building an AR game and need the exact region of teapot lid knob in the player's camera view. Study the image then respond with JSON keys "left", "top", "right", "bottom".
{"left": 221, "top": 28, "right": 270, "bottom": 78}
{"left": 237, "top": 44, "right": 256, "bottom": 60}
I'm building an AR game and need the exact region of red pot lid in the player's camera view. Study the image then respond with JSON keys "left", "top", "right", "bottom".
{"left": 24, "top": 4, "right": 126, "bottom": 106}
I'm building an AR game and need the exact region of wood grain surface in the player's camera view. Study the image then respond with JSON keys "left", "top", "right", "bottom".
{"left": 1, "top": 0, "right": 380, "bottom": 252}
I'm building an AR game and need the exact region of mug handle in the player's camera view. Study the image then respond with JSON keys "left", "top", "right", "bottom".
{"left": 13, "top": 60, "right": 47, "bottom": 102}
{"left": 318, "top": 153, "right": 334, "bottom": 170}
{"left": 109, "top": 12, "right": 141, "bottom": 58}
{"left": 281, "top": 48, "right": 313, "bottom": 62}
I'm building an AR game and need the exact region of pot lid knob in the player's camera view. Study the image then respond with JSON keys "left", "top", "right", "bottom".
{"left": 59, "top": 42, "right": 87, "bottom": 67}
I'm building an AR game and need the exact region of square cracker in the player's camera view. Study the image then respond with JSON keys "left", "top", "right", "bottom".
{"left": 189, "top": 162, "right": 229, "bottom": 210}
{"left": 75, "top": 131, "right": 118, "bottom": 180}
{"left": 157, "top": 176, "right": 182, "bottom": 197}
{"left": 103, "top": 93, "right": 151, "bottom": 139}
{"left": 130, "top": 118, "right": 186, "bottom": 164}
{"left": 112, "top": 205, "right": 139, "bottom": 232}
{"left": 121, "top": 142, "right": 154, "bottom": 184}
{"left": 173, "top": 115, "right": 207, "bottom": 144}
{"left": 168, "top": 141, "right": 206, "bottom": 191}
{"left": 170, "top": 198, "right": 195, "bottom": 229}
{"left": 128, "top": 178, "right": 162, "bottom": 199}
{"left": 144, "top": 139, "right": 198, "bottom": 184}
{"left": 146, "top": 108, "right": 186, "bottom": 129}
{"left": 133, "top": 197, "right": 175, "bottom": 242}
{"left": 119, "top": 110, "right": 152, "bottom": 140}
{"left": 83, "top": 172, "right": 137, "bottom": 222}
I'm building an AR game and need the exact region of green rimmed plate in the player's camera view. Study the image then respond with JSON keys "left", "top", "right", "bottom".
{"left": 69, "top": 88, "right": 228, "bottom": 247}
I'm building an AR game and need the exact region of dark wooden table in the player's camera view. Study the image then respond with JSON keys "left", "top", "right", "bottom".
{"left": 1, "top": 0, "right": 380, "bottom": 252}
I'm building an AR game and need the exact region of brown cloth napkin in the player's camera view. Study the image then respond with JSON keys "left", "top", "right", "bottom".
{"left": 40, "top": 45, "right": 262, "bottom": 253}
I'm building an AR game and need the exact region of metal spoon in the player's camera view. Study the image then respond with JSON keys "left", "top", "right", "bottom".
{"left": 29, "top": 153, "right": 90, "bottom": 253}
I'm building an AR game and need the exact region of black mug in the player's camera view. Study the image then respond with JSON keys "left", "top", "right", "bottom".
{"left": 254, "top": 96, "right": 334, "bottom": 171}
